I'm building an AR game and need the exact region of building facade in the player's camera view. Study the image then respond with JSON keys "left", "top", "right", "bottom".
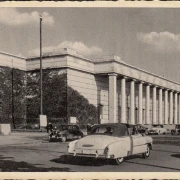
{"left": 0, "top": 48, "right": 180, "bottom": 127}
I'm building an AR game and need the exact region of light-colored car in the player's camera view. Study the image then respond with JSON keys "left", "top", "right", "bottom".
{"left": 171, "top": 125, "right": 180, "bottom": 135}
{"left": 67, "top": 123, "right": 153, "bottom": 165}
{"left": 148, "top": 125, "right": 167, "bottom": 135}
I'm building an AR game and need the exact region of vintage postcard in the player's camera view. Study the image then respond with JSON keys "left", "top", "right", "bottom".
{"left": 0, "top": 1, "right": 180, "bottom": 179}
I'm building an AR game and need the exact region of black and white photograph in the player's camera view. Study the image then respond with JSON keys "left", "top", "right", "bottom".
{"left": 0, "top": 4, "right": 180, "bottom": 177}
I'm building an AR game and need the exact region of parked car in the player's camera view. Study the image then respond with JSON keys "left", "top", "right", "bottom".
{"left": 49, "top": 124, "right": 84, "bottom": 142}
{"left": 148, "top": 125, "right": 167, "bottom": 135}
{"left": 67, "top": 123, "right": 153, "bottom": 165}
{"left": 148, "top": 129, "right": 158, "bottom": 135}
{"left": 171, "top": 125, "right": 180, "bottom": 135}
{"left": 137, "top": 125, "right": 148, "bottom": 135}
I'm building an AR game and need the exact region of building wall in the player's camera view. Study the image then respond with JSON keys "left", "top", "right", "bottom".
{"left": 0, "top": 49, "right": 180, "bottom": 127}
{"left": 67, "top": 69, "right": 108, "bottom": 124}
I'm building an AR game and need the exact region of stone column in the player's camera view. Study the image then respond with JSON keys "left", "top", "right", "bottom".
{"left": 179, "top": 94, "right": 180, "bottom": 124}
{"left": 138, "top": 82, "right": 143, "bottom": 124}
{"left": 152, "top": 86, "right": 157, "bottom": 124}
{"left": 146, "top": 84, "right": 150, "bottom": 125}
{"left": 108, "top": 73, "right": 117, "bottom": 123}
{"left": 174, "top": 92, "right": 178, "bottom": 125}
{"left": 169, "top": 91, "right": 173, "bottom": 125}
{"left": 164, "top": 90, "right": 168, "bottom": 125}
{"left": 121, "top": 76, "right": 126, "bottom": 123}
{"left": 158, "top": 88, "right": 163, "bottom": 124}
{"left": 130, "top": 80, "right": 135, "bottom": 124}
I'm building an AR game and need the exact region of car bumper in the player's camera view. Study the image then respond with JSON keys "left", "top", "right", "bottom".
{"left": 49, "top": 135, "right": 62, "bottom": 139}
{"left": 68, "top": 152, "right": 107, "bottom": 158}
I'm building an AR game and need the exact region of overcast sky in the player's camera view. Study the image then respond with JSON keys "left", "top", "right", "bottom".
{"left": 1, "top": 7, "right": 180, "bottom": 82}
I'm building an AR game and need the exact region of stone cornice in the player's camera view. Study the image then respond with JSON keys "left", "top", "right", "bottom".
{"left": 95, "top": 59, "right": 180, "bottom": 87}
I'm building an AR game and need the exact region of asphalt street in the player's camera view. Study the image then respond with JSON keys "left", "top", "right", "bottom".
{"left": 0, "top": 133, "right": 180, "bottom": 172}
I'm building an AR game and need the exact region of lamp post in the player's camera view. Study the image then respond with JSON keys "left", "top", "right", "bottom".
{"left": 39, "top": 16, "right": 47, "bottom": 129}
{"left": 40, "top": 16, "right": 43, "bottom": 116}
{"left": 11, "top": 59, "right": 15, "bottom": 129}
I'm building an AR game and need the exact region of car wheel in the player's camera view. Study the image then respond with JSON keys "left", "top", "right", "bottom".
{"left": 142, "top": 145, "right": 150, "bottom": 159}
{"left": 61, "top": 136, "right": 67, "bottom": 142}
{"left": 115, "top": 157, "right": 124, "bottom": 165}
{"left": 163, "top": 132, "right": 166, "bottom": 135}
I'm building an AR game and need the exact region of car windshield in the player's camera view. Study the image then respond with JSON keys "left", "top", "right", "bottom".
{"left": 59, "top": 125, "right": 69, "bottom": 130}
{"left": 90, "top": 124, "right": 128, "bottom": 137}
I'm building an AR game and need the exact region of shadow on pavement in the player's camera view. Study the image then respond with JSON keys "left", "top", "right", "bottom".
{"left": 152, "top": 149, "right": 180, "bottom": 154}
{"left": 51, "top": 154, "right": 143, "bottom": 166}
{"left": 171, "top": 154, "right": 180, "bottom": 158}
{"left": 51, "top": 154, "right": 115, "bottom": 166}
{"left": 0, "top": 155, "right": 73, "bottom": 172}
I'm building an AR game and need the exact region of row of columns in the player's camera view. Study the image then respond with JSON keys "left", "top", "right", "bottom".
{"left": 108, "top": 73, "right": 180, "bottom": 125}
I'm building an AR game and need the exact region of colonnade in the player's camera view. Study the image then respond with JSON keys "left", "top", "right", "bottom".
{"left": 108, "top": 73, "right": 180, "bottom": 125}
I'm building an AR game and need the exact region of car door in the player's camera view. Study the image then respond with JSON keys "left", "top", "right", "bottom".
{"left": 67, "top": 125, "right": 79, "bottom": 139}
{"left": 71, "top": 125, "right": 81, "bottom": 138}
{"left": 67, "top": 125, "right": 74, "bottom": 139}
{"left": 131, "top": 127, "right": 147, "bottom": 155}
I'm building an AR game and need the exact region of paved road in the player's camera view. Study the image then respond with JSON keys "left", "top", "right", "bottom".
{"left": 0, "top": 133, "right": 180, "bottom": 172}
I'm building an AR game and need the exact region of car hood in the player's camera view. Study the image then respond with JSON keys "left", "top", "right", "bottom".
{"left": 75, "top": 135, "right": 121, "bottom": 149}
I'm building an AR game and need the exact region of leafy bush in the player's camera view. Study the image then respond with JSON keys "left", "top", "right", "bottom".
{"left": 0, "top": 67, "right": 26, "bottom": 128}
{"left": 0, "top": 67, "right": 98, "bottom": 128}
{"left": 67, "top": 87, "right": 98, "bottom": 126}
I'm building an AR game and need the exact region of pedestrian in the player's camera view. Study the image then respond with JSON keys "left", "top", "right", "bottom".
{"left": 46, "top": 122, "right": 53, "bottom": 134}
{"left": 87, "top": 123, "right": 91, "bottom": 134}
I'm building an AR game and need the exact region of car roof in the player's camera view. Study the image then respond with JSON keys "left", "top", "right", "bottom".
{"left": 92, "top": 123, "right": 135, "bottom": 128}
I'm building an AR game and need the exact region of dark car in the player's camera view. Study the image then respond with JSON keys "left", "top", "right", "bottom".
{"left": 136, "top": 125, "right": 148, "bottom": 135}
{"left": 171, "top": 125, "right": 180, "bottom": 135}
{"left": 49, "top": 124, "right": 84, "bottom": 142}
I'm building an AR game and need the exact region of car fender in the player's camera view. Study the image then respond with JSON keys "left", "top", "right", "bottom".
{"left": 107, "top": 137, "right": 131, "bottom": 158}
{"left": 68, "top": 140, "right": 78, "bottom": 153}
{"left": 146, "top": 136, "right": 153, "bottom": 143}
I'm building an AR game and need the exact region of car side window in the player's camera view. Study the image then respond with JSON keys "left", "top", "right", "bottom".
{"left": 128, "top": 127, "right": 138, "bottom": 135}
{"left": 72, "top": 126, "right": 79, "bottom": 130}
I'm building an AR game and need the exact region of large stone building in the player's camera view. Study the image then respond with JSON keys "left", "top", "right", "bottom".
{"left": 0, "top": 48, "right": 180, "bottom": 127}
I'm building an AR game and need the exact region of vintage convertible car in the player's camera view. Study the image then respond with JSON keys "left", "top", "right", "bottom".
{"left": 67, "top": 123, "right": 153, "bottom": 165}
{"left": 49, "top": 124, "right": 84, "bottom": 142}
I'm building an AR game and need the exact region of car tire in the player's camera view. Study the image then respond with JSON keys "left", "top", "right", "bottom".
{"left": 142, "top": 145, "right": 150, "bottom": 159}
{"left": 115, "top": 157, "right": 124, "bottom": 165}
{"left": 61, "top": 136, "right": 67, "bottom": 142}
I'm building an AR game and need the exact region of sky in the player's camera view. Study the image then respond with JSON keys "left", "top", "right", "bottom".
{"left": 0, "top": 7, "right": 180, "bottom": 83}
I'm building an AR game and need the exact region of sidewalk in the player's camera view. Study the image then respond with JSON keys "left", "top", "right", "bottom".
{"left": 0, "top": 132, "right": 47, "bottom": 146}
